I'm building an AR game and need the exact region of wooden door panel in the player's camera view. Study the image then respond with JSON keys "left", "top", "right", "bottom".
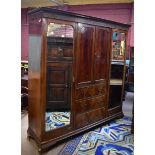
{"left": 47, "top": 87, "right": 66, "bottom": 101}
{"left": 46, "top": 63, "right": 71, "bottom": 112}
{"left": 76, "top": 23, "right": 95, "bottom": 84}
{"left": 94, "top": 27, "right": 111, "bottom": 82}
{"left": 48, "top": 70, "right": 66, "bottom": 84}
{"left": 47, "top": 42, "right": 73, "bottom": 61}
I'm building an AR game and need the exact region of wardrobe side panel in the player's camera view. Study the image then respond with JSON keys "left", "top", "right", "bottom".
{"left": 28, "top": 17, "right": 42, "bottom": 138}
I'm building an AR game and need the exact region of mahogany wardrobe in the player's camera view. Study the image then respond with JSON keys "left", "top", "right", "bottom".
{"left": 28, "top": 7, "right": 129, "bottom": 153}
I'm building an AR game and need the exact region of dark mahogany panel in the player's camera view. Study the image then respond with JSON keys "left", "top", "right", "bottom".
{"left": 46, "top": 63, "right": 72, "bottom": 111}
{"left": 94, "top": 27, "right": 111, "bottom": 82}
{"left": 47, "top": 37, "right": 73, "bottom": 61}
{"left": 76, "top": 23, "right": 95, "bottom": 84}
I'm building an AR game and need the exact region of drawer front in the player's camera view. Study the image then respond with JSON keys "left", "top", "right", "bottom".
{"left": 75, "top": 96, "right": 106, "bottom": 113}
{"left": 75, "top": 113, "right": 89, "bottom": 128}
{"left": 75, "top": 83, "right": 106, "bottom": 100}
{"left": 89, "top": 108, "right": 106, "bottom": 123}
{"left": 75, "top": 107, "right": 106, "bottom": 128}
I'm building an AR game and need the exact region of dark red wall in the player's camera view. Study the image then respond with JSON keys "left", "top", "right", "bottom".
{"left": 21, "top": 3, "right": 134, "bottom": 60}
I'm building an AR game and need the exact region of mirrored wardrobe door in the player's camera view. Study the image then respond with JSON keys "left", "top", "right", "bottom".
{"left": 112, "top": 31, "right": 126, "bottom": 61}
{"left": 45, "top": 22, "right": 74, "bottom": 132}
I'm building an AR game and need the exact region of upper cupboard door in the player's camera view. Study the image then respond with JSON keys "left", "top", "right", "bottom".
{"left": 94, "top": 27, "right": 111, "bottom": 82}
{"left": 76, "top": 23, "right": 95, "bottom": 85}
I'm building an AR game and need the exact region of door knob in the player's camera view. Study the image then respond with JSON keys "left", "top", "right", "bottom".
{"left": 65, "top": 84, "right": 72, "bottom": 88}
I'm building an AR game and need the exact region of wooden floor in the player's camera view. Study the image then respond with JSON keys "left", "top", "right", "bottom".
{"left": 21, "top": 92, "right": 134, "bottom": 155}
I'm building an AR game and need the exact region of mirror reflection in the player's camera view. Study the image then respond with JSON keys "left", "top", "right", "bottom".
{"left": 45, "top": 23, "right": 73, "bottom": 132}
{"left": 112, "top": 32, "right": 126, "bottom": 60}
{"left": 47, "top": 23, "right": 73, "bottom": 38}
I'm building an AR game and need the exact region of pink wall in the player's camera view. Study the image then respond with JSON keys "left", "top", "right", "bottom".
{"left": 130, "top": 4, "right": 134, "bottom": 47}
{"left": 21, "top": 3, "right": 134, "bottom": 60}
{"left": 66, "top": 3, "right": 133, "bottom": 58}
{"left": 67, "top": 4, "right": 132, "bottom": 24}
{"left": 21, "top": 9, "right": 29, "bottom": 60}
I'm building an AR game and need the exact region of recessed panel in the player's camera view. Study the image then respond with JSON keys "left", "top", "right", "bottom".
{"left": 48, "top": 70, "right": 65, "bottom": 84}
{"left": 76, "top": 23, "right": 95, "bottom": 84}
{"left": 48, "top": 87, "right": 65, "bottom": 101}
{"left": 94, "top": 28, "right": 110, "bottom": 81}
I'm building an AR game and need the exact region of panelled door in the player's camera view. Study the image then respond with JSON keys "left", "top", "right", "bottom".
{"left": 76, "top": 23, "right": 95, "bottom": 85}
{"left": 94, "top": 27, "right": 111, "bottom": 83}
{"left": 46, "top": 63, "right": 72, "bottom": 112}
{"left": 76, "top": 25, "right": 111, "bottom": 85}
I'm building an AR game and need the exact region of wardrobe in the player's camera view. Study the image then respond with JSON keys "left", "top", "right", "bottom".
{"left": 28, "top": 8, "right": 129, "bottom": 153}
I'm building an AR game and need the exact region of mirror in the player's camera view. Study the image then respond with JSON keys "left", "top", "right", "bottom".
{"left": 112, "top": 32, "right": 126, "bottom": 60}
{"left": 47, "top": 23, "right": 73, "bottom": 38}
{"left": 45, "top": 23, "right": 73, "bottom": 132}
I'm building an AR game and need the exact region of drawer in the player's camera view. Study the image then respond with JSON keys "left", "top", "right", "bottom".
{"left": 75, "top": 96, "right": 106, "bottom": 113}
{"left": 88, "top": 107, "right": 106, "bottom": 123}
{"left": 75, "top": 83, "right": 106, "bottom": 100}
{"left": 75, "top": 107, "right": 106, "bottom": 128}
{"left": 75, "top": 113, "right": 89, "bottom": 128}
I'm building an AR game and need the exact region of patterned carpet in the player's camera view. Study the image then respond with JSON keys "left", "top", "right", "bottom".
{"left": 58, "top": 117, "right": 134, "bottom": 155}
{"left": 45, "top": 112, "right": 70, "bottom": 131}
